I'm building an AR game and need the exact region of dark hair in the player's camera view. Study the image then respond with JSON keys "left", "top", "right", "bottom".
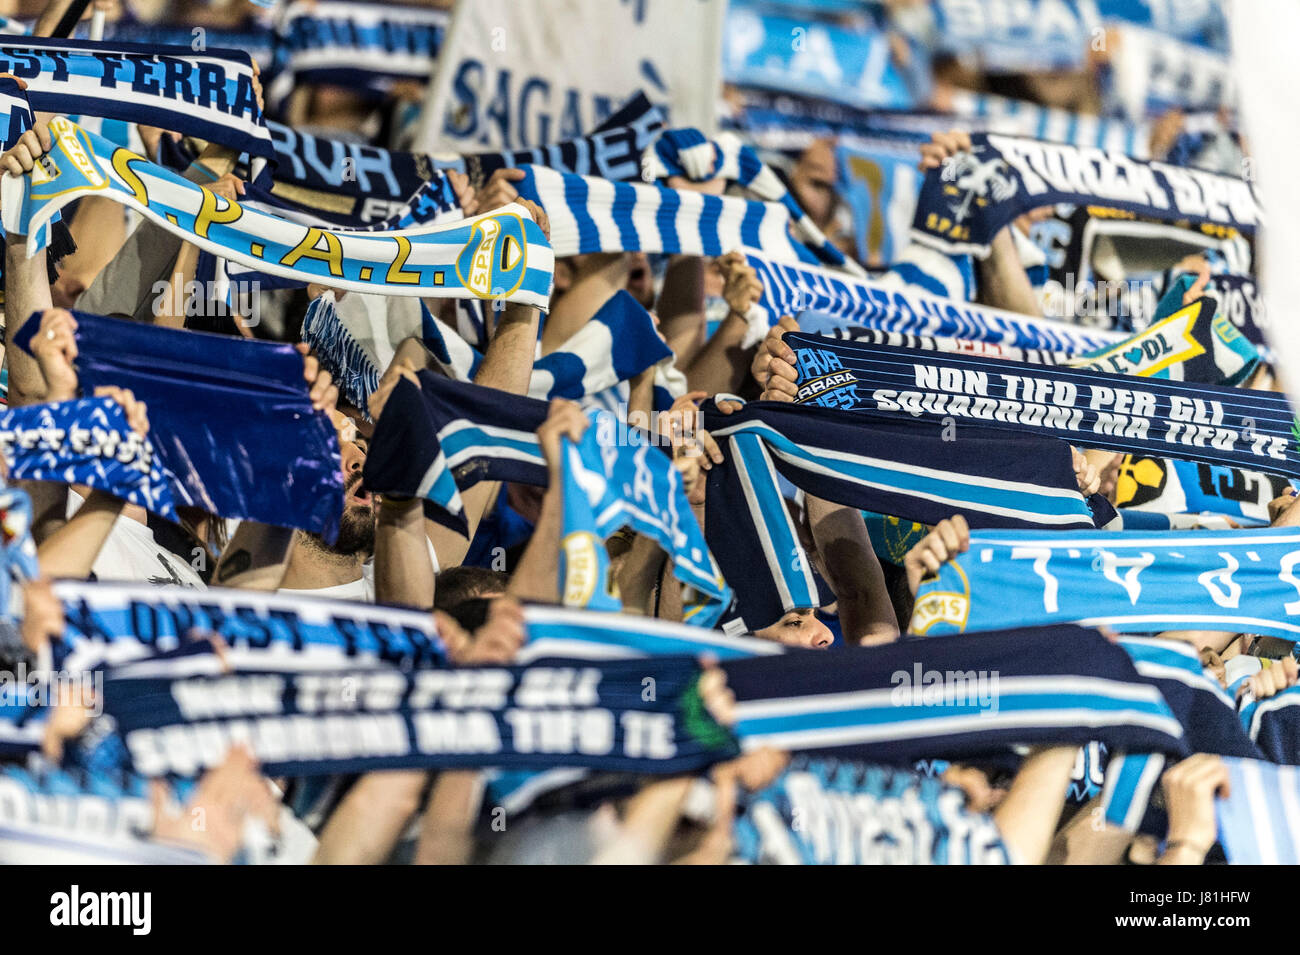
{"left": 434, "top": 565, "right": 508, "bottom": 614}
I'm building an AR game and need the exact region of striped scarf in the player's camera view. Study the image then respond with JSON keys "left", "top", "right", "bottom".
{"left": 743, "top": 249, "right": 1125, "bottom": 354}
{"left": 0, "top": 36, "right": 272, "bottom": 173}
{"left": 1114, "top": 455, "right": 1291, "bottom": 527}
{"left": 514, "top": 164, "right": 829, "bottom": 267}
{"left": 700, "top": 397, "right": 1097, "bottom": 630}
{"left": 265, "top": 1, "right": 447, "bottom": 112}
{"left": 784, "top": 334, "right": 1299, "bottom": 478}
{"left": 721, "top": 626, "right": 1188, "bottom": 763}
{"left": 98, "top": 645, "right": 738, "bottom": 778}
{"left": 912, "top": 526, "right": 1300, "bottom": 641}
{"left": 643, "top": 127, "right": 866, "bottom": 276}
{"left": 1216, "top": 757, "right": 1300, "bottom": 864}
{"left": 1, "top": 116, "right": 554, "bottom": 308}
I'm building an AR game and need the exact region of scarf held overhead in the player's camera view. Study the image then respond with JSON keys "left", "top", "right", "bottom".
{"left": 912, "top": 527, "right": 1300, "bottom": 641}
{"left": 783, "top": 333, "right": 1300, "bottom": 478}
{"left": 15, "top": 311, "right": 344, "bottom": 542}
{"left": 910, "top": 132, "right": 1260, "bottom": 258}
{"left": 0, "top": 117, "right": 554, "bottom": 307}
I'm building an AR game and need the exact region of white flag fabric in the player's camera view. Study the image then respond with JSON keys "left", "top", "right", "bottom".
{"left": 415, "top": 0, "right": 724, "bottom": 152}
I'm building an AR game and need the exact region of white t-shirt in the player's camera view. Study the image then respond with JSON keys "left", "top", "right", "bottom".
{"left": 275, "top": 539, "right": 439, "bottom": 605}
{"left": 67, "top": 492, "right": 206, "bottom": 589}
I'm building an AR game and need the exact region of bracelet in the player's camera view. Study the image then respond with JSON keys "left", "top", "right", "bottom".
{"left": 377, "top": 493, "right": 416, "bottom": 510}
{"left": 1164, "top": 839, "right": 1211, "bottom": 856}
{"left": 186, "top": 160, "right": 220, "bottom": 183}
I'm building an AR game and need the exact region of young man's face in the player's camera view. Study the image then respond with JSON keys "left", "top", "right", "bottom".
{"left": 330, "top": 408, "right": 377, "bottom": 556}
{"left": 754, "top": 608, "right": 834, "bottom": 649}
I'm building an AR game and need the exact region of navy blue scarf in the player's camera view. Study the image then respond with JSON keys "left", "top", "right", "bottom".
{"left": 99, "top": 646, "right": 738, "bottom": 777}
{"left": 721, "top": 626, "right": 1189, "bottom": 764}
{"left": 911, "top": 132, "right": 1260, "bottom": 257}
{"left": 784, "top": 332, "right": 1299, "bottom": 478}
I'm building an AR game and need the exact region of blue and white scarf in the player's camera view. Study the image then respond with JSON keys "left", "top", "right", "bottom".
{"left": 304, "top": 286, "right": 678, "bottom": 420}
{"left": 721, "top": 625, "right": 1188, "bottom": 762}
{"left": 258, "top": 93, "right": 664, "bottom": 224}
{"left": 910, "top": 133, "right": 1260, "bottom": 258}
{"left": 797, "top": 312, "right": 1069, "bottom": 366}
{"left": 643, "top": 127, "right": 865, "bottom": 276}
{"left": 744, "top": 249, "right": 1125, "bottom": 354}
{"left": 912, "top": 526, "right": 1300, "bottom": 640}
{"left": 559, "top": 407, "right": 729, "bottom": 624}
{"left": 733, "top": 756, "right": 1012, "bottom": 865}
{"left": 0, "top": 486, "right": 37, "bottom": 616}
{"left": 701, "top": 397, "right": 1096, "bottom": 630}
{"left": 99, "top": 647, "right": 738, "bottom": 777}
{"left": 0, "top": 397, "right": 175, "bottom": 523}
{"left": 266, "top": 1, "right": 447, "bottom": 112}
{"left": 514, "top": 165, "right": 828, "bottom": 268}
{"left": 50, "top": 579, "right": 448, "bottom": 674}
{"left": 0, "top": 35, "right": 272, "bottom": 171}
{"left": 1240, "top": 684, "right": 1300, "bottom": 765}
{"left": 784, "top": 333, "right": 1299, "bottom": 478}
{"left": 15, "top": 311, "right": 344, "bottom": 542}
{"left": 1100, "top": 636, "right": 1261, "bottom": 832}
{"left": 944, "top": 89, "right": 1151, "bottom": 157}
{"left": 1, "top": 117, "right": 554, "bottom": 308}
{"left": 1216, "top": 757, "right": 1300, "bottom": 864}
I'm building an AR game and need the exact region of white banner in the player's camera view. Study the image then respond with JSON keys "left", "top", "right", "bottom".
{"left": 415, "top": 0, "right": 723, "bottom": 152}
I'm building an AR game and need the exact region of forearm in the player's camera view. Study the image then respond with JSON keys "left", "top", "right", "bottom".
{"left": 684, "top": 311, "right": 752, "bottom": 396}
{"left": 475, "top": 302, "right": 541, "bottom": 392}
{"left": 312, "top": 770, "right": 427, "bottom": 865}
{"left": 413, "top": 770, "right": 484, "bottom": 865}
{"left": 152, "top": 241, "right": 200, "bottom": 329}
{"left": 993, "top": 745, "right": 1078, "bottom": 865}
{"left": 4, "top": 239, "right": 53, "bottom": 407}
{"left": 506, "top": 484, "right": 562, "bottom": 603}
{"left": 212, "top": 522, "right": 297, "bottom": 591}
{"left": 655, "top": 255, "right": 706, "bottom": 367}
{"left": 375, "top": 497, "right": 435, "bottom": 609}
{"left": 616, "top": 533, "right": 667, "bottom": 616}
{"left": 36, "top": 490, "right": 125, "bottom": 579}
{"left": 541, "top": 253, "right": 629, "bottom": 353}
{"left": 590, "top": 776, "right": 693, "bottom": 865}
{"left": 805, "top": 495, "right": 899, "bottom": 644}
{"left": 976, "top": 226, "right": 1041, "bottom": 317}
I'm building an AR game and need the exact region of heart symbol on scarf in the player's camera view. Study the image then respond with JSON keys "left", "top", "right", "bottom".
{"left": 1124, "top": 347, "right": 1144, "bottom": 365}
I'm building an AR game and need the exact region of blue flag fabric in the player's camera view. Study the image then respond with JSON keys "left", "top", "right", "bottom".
{"left": 15, "top": 311, "right": 344, "bottom": 542}
{"left": 912, "top": 527, "right": 1300, "bottom": 641}
{"left": 782, "top": 332, "right": 1299, "bottom": 478}
{"left": 910, "top": 133, "right": 1260, "bottom": 258}
{"left": 0, "top": 398, "right": 176, "bottom": 523}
